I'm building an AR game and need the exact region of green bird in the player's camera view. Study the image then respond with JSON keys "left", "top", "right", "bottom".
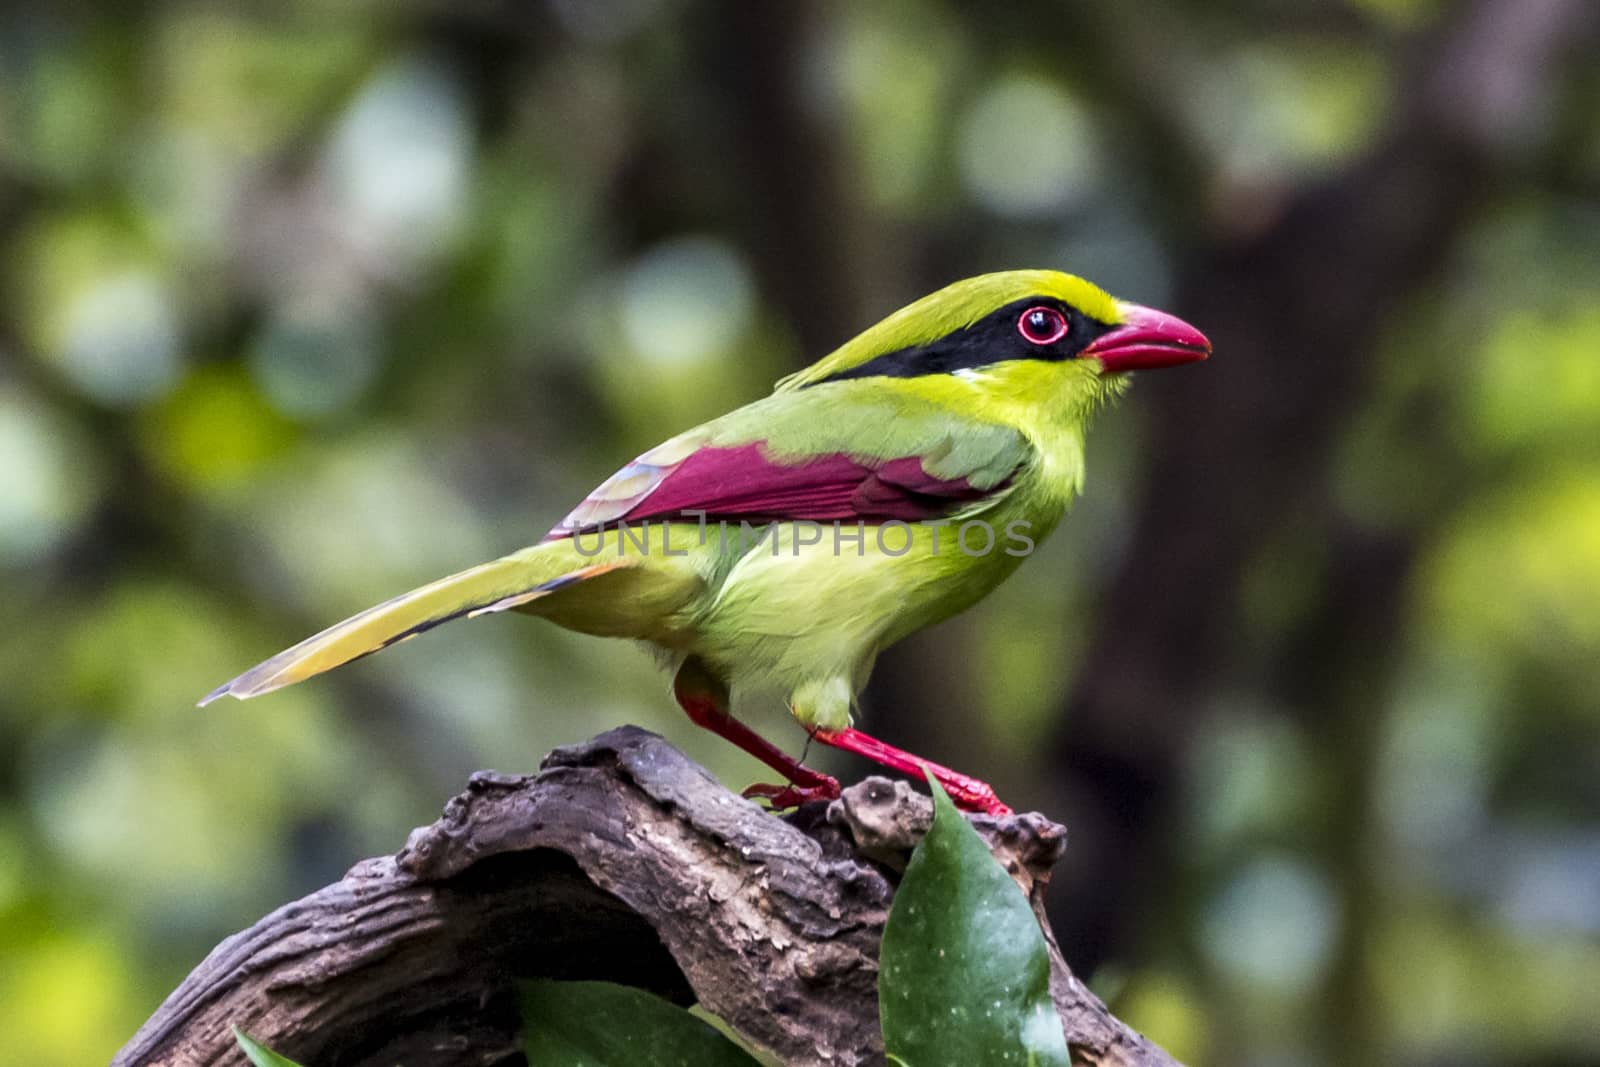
{"left": 203, "top": 270, "right": 1208, "bottom": 814}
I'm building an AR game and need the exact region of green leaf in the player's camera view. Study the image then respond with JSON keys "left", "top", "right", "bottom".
{"left": 233, "top": 1027, "right": 308, "bottom": 1067}
{"left": 521, "top": 979, "right": 765, "bottom": 1066}
{"left": 879, "top": 777, "right": 1070, "bottom": 1067}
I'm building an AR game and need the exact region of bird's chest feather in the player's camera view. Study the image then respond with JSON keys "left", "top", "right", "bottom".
{"left": 688, "top": 366, "right": 1105, "bottom": 681}
{"left": 692, "top": 431, "right": 1085, "bottom": 671}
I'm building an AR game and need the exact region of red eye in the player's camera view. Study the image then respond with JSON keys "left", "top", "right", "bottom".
{"left": 1018, "top": 306, "right": 1069, "bottom": 345}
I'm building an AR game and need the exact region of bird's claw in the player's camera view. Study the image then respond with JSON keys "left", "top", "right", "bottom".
{"left": 949, "top": 782, "right": 1013, "bottom": 817}
{"left": 931, "top": 767, "right": 1013, "bottom": 815}
{"left": 743, "top": 776, "right": 841, "bottom": 810}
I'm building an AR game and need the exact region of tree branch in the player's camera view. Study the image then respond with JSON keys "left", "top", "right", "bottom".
{"left": 115, "top": 726, "right": 1178, "bottom": 1067}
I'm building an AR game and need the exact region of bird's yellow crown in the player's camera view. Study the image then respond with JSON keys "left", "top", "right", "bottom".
{"left": 776, "top": 270, "right": 1120, "bottom": 392}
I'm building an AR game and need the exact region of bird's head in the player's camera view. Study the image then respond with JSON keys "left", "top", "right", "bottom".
{"left": 778, "top": 270, "right": 1209, "bottom": 418}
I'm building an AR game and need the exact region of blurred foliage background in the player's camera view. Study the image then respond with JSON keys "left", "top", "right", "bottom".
{"left": 1, "top": 2, "right": 1598, "bottom": 1065}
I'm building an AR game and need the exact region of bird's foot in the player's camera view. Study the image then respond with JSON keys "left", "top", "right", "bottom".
{"left": 809, "top": 727, "right": 1013, "bottom": 816}
{"left": 742, "top": 774, "right": 842, "bottom": 810}
{"left": 938, "top": 775, "right": 1013, "bottom": 817}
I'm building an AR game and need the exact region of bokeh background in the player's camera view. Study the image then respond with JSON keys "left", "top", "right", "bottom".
{"left": 3, "top": 2, "right": 1599, "bottom": 1064}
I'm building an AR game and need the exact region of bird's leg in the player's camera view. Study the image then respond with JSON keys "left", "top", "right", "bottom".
{"left": 672, "top": 659, "right": 840, "bottom": 808}
{"left": 810, "top": 727, "right": 1013, "bottom": 816}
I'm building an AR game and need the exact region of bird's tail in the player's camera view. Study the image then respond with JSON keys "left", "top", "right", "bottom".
{"left": 199, "top": 546, "right": 631, "bottom": 706}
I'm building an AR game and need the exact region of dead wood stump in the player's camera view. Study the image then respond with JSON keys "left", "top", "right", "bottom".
{"left": 115, "top": 725, "right": 1180, "bottom": 1067}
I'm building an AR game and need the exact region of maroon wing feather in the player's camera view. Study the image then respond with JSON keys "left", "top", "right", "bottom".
{"left": 546, "top": 443, "right": 1006, "bottom": 540}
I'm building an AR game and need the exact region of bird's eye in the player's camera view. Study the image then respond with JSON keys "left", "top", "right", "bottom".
{"left": 1017, "top": 306, "right": 1069, "bottom": 345}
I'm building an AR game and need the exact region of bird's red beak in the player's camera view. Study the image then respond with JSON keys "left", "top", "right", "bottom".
{"left": 1083, "top": 302, "right": 1210, "bottom": 373}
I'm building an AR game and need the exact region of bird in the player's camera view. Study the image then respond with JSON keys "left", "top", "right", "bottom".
{"left": 202, "top": 270, "right": 1209, "bottom": 815}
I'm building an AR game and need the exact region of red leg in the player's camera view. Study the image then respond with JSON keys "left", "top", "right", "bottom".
{"left": 811, "top": 728, "right": 1012, "bottom": 816}
{"left": 673, "top": 663, "right": 839, "bottom": 808}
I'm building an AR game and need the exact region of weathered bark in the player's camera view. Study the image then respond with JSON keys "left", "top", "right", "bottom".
{"left": 116, "top": 726, "right": 1178, "bottom": 1067}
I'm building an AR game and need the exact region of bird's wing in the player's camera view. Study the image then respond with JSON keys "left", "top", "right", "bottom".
{"left": 547, "top": 386, "right": 1030, "bottom": 538}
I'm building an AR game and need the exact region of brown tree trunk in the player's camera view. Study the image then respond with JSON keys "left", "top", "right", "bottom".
{"left": 115, "top": 727, "right": 1180, "bottom": 1067}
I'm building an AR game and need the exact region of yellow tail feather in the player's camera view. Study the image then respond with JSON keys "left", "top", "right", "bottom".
{"left": 199, "top": 556, "right": 630, "bottom": 705}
